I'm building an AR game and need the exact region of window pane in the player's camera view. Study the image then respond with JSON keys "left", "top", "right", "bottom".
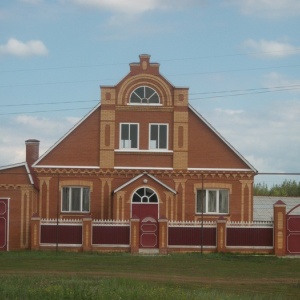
{"left": 208, "top": 191, "right": 217, "bottom": 212}
{"left": 71, "top": 188, "right": 81, "bottom": 211}
{"left": 132, "top": 194, "right": 141, "bottom": 202}
{"left": 159, "top": 125, "right": 167, "bottom": 149}
{"left": 150, "top": 125, "right": 158, "bottom": 149}
{"left": 149, "top": 194, "right": 158, "bottom": 203}
{"left": 131, "top": 92, "right": 141, "bottom": 103}
{"left": 219, "top": 190, "right": 228, "bottom": 213}
{"left": 148, "top": 93, "right": 159, "bottom": 103}
{"left": 196, "top": 190, "right": 206, "bottom": 213}
{"left": 121, "top": 124, "right": 129, "bottom": 148}
{"left": 82, "top": 188, "right": 90, "bottom": 212}
{"left": 135, "top": 87, "right": 144, "bottom": 98}
{"left": 130, "top": 124, "right": 138, "bottom": 148}
{"left": 62, "top": 187, "right": 70, "bottom": 211}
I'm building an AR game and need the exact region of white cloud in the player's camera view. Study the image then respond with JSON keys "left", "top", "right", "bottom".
{"left": 243, "top": 39, "right": 299, "bottom": 58}
{"left": 0, "top": 115, "right": 78, "bottom": 166}
{"left": 208, "top": 100, "right": 300, "bottom": 173}
{"left": 0, "top": 38, "right": 48, "bottom": 57}
{"left": 228, "top": 0, "right": 300, "bottom": 17}
{"left": 68, "top": 0, "right": 203, "bottom": 14}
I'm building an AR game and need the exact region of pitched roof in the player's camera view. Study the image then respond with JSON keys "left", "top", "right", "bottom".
{"left": 254, "top": 196, "right": 300, "bottom": 221}
{"left": 0, "top": 162, "right": 34, "bottom": 185}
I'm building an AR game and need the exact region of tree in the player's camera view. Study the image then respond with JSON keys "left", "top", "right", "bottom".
{"left": 254, "top": 180, "right": 300, "bottom": 197}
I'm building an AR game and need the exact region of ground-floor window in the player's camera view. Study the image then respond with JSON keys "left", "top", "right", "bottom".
{"left": 132, "top": 187, "right": 158, "bottom": 203}
{"left": 196, "top": 189, "right": 229, "bottom": 214}
{"left": 62, "top": 187, "right": 90, "bottom": 212}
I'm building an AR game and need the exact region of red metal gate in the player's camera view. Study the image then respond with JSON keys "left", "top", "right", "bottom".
{"left": 0, "top": 199, "right": 8, "bottom": 251}
{"left": 286, "top": 204, "right": 300, "bottom": 255}
{"left": 132, "top": 203, "right": 158, "bottom": 249}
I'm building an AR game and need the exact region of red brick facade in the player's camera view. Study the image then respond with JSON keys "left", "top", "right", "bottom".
{"left": 1, "top": 54, "right": 257, "bottom": 251}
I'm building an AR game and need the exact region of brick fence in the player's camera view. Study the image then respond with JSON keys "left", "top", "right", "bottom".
{"left": 30, "top": 201, "right": 288, "bottom": 256}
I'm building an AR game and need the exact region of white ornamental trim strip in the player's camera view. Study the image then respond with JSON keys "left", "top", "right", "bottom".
{"left": 93, "top": 219, "right": 130, "bottom": 226}
{"left": 41, "top": 218, "right": 82, "bottom": 225}
{"left": 168, "top": 220, "right": 216, "bottom": 227}
{"left": 227, "top": 221, "right": 273, "bottom": 228}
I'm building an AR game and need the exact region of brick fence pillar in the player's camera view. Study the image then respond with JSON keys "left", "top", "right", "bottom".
{"left": 130, "top": 217, "right": 140, "bottom": 254}
{"left": 273, "top": 200, "right": 286, "bottom": 256}
{"left": 31, "top": 214, "right": 40, "bottom": 250}
{"left": 217, "top": 217, "right": 227, "bottom": 253}
{"left": 158, "top": 217, "right": 168, "bottom": 255}
{"left": 82, "top": 216, "right": 92, "bottom": 251}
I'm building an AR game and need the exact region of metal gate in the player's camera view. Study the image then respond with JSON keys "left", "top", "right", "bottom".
{"left": 0, "top": 198, "right": 9, "bottom": 251}
{"left": 286, "top": 204, "right": 300, "bottom": 255}
{"left": 140, "top": 217, "right": 158, "bottom": 248}
{"left": 132, "top": 203, "right": 158, "bottom": 249}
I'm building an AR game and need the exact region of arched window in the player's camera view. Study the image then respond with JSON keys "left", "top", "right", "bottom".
{"left": 130, "top": 86, "right": 160, "bottom": 104}
{"left": 132, "top": 187, "right": 158, "bottom": 203}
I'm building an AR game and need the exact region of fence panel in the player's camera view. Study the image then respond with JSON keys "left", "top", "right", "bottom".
{"left": 168, "top": 221, "right": 216, "bottom": 247}
{"left": 227, "top": 222, "right": 273, "bottom": 247}
{"left": 40, "top": 219, "right": 82, "bottom": 245}
{"left": 92, "top": 220, "right": 130, "bottom": 246}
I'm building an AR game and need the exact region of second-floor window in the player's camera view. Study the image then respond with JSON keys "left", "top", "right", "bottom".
{"left": 120, "top": 123, "right": 138, "bottom": 149}
{"left": 149, "top": 124, "right": 168, "bottom": 150}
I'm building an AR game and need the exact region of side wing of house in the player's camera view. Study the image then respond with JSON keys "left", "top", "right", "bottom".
{"left": 0, "top": 163, "right": 38, "bottom": 250}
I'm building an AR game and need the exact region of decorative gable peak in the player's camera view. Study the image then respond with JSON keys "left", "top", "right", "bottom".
{"left": 129, "top": 54, "right": 160, "bottom": 75}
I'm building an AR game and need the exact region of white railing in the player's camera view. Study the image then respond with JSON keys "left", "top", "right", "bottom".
{"left": 227, "top": 221, "right": 273, "bottom": 228}
{"left": 93, "top": 219, "right": 130, "bottom": 226}
{"left": 41, "top": 218, "right": 82, "bottom": 225}
{"left": 168, "top": 220, "right": 216, "bottom": 227}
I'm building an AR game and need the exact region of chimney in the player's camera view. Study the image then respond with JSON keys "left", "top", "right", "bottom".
{"left": 25, "top": 139, "right": 40, "bottom": 167}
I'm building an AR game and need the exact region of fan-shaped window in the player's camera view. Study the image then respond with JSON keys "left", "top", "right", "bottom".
{"left": 130, "top": 86, "right": 160, "bottom": 104}
{"left": 132, "top": 187, "right": 158, "bottom": 203}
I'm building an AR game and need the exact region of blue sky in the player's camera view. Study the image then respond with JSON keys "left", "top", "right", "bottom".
{"left": 1, "top": 0, "right": 300, "bottom": 186}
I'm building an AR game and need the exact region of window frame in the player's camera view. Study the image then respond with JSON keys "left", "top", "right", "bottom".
{"left": 149, "top": 123, "right": 168, "bottom": 150}
{"left": 61, "top": 186, "right": 90, "bottom": 213}
{"left": 196, "top": 189, "right": 229, "bottom": 215}
{"left": 129, "top": 86, "right": 160, "bottom": 105}
{"left": 119, "top": 123, "right": 139, "bottom": 150}
{"left": 132, "top": 187, "right": 158, "bottom": 204}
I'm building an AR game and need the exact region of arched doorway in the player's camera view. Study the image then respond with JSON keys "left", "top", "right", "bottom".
{"left": 131, "top": 187, "right": 158, "bottom": 249}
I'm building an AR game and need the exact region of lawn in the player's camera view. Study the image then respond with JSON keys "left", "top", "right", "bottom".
{"left": 0, "top": 251, "right": 299, "bottom": 299}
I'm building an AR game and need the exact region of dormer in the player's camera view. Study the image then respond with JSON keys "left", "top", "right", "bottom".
{"left": 100, "top": 54, "right": 189, "bottom": 108}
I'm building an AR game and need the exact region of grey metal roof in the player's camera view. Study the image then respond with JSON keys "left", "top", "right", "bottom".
{"left": 253, "top": 196, "right": 300, "bottom": 221}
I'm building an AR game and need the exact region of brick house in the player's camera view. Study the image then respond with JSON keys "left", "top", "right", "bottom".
{"left": 0, "top": 54, "right": 257, "bottom": 251}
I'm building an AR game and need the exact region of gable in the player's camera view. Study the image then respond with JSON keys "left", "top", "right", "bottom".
{"left": 188, "top": 105, "right": 256, "bottom": 171}
{"left": 35, "top": 106, "right": 100, "bottom": 167}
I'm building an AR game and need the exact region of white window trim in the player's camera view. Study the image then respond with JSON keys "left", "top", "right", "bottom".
{"left": 61, "top": 186, "right": 90, "bottom": 213}
{"left": 196, "top": 189, "right": 229, "bottom": 215}
{"left": 149, "top": 123, "right": 168, "bottom": 150}
{"left": 119, "top": 123, "right": 139, "bottom": 150}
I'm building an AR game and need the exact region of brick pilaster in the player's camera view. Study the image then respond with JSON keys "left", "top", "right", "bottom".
{"left": 130, "top": 218, "right": 140, "bottom": 254}
{"left": 30, "top": 214, "right": 40, "bottom": 250}
{"left": 158, "top": 217, "right": 168, "bottom": 255}
{"left": 273, "top": 200, "right": 286, "bottom": 256}
{"left": 217, "top": 217, "right": 227, "bottom": 253}
{"left": 82, "top": 217, "right": 92, "bottom": 251}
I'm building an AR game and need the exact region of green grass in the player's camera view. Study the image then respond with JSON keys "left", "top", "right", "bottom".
{"left": 0, "top": 251, "right": 299, "bottom": 299}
